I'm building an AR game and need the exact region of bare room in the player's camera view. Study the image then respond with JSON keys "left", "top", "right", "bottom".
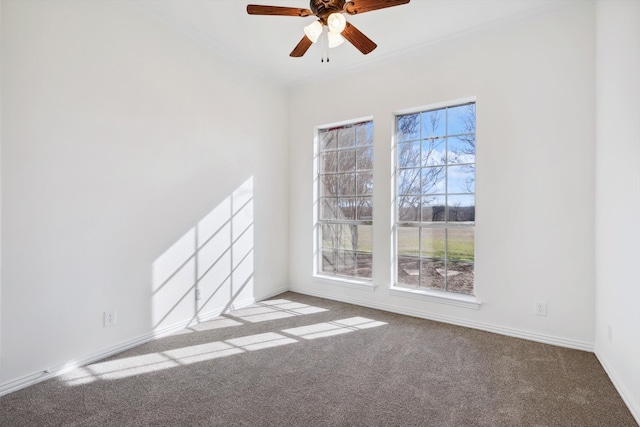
{"left": 1, "top": 0, "right": 639, "bottom": 425}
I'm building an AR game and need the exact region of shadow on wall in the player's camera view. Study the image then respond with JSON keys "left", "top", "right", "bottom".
{"left": 151, "top": 177, "right": 255, "bottom": 331}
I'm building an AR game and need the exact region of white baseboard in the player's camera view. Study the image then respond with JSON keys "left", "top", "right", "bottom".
{"left": 0, "top": 322, "right": 190, "bottom": 397}
{"left": 595, "top": 351, "right": 640, "bottom": 426}
{"left": 0, "top": 286, "right": 289, "bottom": 397}
{"left": 288, "top": 285, "right": 594, "bottom": 352}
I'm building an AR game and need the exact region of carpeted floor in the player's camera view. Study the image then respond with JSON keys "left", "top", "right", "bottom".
{"left": 1, "top": 292, "right": 637, "bottom": 426}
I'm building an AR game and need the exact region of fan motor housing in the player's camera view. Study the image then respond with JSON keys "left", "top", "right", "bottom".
{"left": 310, "top": 0, "right": 345, "bottom": 19}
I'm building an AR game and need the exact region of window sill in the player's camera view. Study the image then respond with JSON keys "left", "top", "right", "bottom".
{"left": 388, "top": 286, "right": 481, "bottom": 310}
{"left": 312, "top": 275, "right": 377, "bottom": 292}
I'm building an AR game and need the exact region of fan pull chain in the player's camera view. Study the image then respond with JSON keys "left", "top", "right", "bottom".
{"left": 326, "top": 30, "right": 329, "bottom": 63}
{"left": 321, "top": 27, "right": 326, "bottom": 63}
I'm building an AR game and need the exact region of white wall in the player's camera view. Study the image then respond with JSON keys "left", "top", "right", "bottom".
{"left": 288, "top": 2, "right": 596, "bottom": 349}
{"left": 594, "top": 0, "right": 640, "bottom": 422}
{"left": 0, "top": 0, "right": 3, "bottom": 366}
{"left": 0, "top": 0, "right": 288, "bottom": 390}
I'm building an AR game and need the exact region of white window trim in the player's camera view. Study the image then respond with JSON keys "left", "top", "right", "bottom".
{"left": 312, "top": 116, "right": 375, "bottom": 284}
{"left": 392, "top": 97, "right": 478, "bottom": 304}
{"left": 312, "top": 274, "right": 377, "bottom": 292}
{"left": 389, "top": 285, "right": 481, "bottom": 309}
{"left": 394, "top": 96, "right": 477, "bottom": 116}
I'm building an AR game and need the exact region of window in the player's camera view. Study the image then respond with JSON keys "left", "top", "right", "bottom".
{"left": 317, "top": 120, "right": 373, "bottom": 280}
{"left": 395, "top": 102, "right": 475, "bottom": 294}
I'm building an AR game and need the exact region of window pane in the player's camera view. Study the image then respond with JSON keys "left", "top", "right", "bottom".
{"left": 356, "top": 197, "right": 373, "bottom": 220}
{"left": 398, "top": 142, "right": 421, "bottom": 168}
{"left": 354, "top": 224, "right": 373, "bottom": 252}
{"left": 338, "top": 149, "right": 355, "bottom": 171}
{"left": 448, "top": 136, "right": 475, "bottom": 165}
{"left": 355, "top": 253, "right": 372, "bottom": 278}
{"left": 397, "top": 227, "right": 419, "bottom": 257}
{"left": 336, "top": 250, "right": 356, "bottom": 276}
{"left": 338, "top": 127, "right": 356, "bottom": 149}
{"left": 398, "top": 168, "right": 421, "bottom": 195}
{"left": 447, "top": 229, "right": 474, "bottom": 295}
{"left": 356, "top": 148, "right": 373, "bottom": 171}
{"left": 335, "top": 224, "right": 353, "bottom": 251}
{"left": 338, "top": 173, "right": 356, "bottom": 196}
{"left": 320, "top": 198, "right": 337, "bottom": 220}
{"left": 394, "top": 103, "right": 474, "bottom": 294}
{"left": 356, "top": 172, "right": 373, "bottom": 196}
{"left": 397, "top": 256, "right": 420, "bottom": 286}
{"left": 448, "top": 104, "right": 475, "bottom": 136}
{"left": 320, "top": 130, "right": 337, "bottom": 150}
{"left": 447, "top": 195, "right": 475, "bottom": 222}
{"left": 321, "top": 224, "right": 336, "bottom": 249}
{"left": 447, "top": 266, "right": 474, "bottom": 294}
{"left": 356, "top": 122, "right": 373, "bottom": 146}
{"left": 421, "top": 228, "right": 446, "bottom": 259}
{"left": 397, "top": 114, "right": 420, "bottom": 141}
{"left": 321, "top": 249, "right": 335, "bottom": 273}
{"left": 421, "top": 196, "right": 446, "bottom": 222}
{"left": 448, "top": 165, "right": 475, "bottom": 194}
{"left": 422, "top": 167, "right": 445, "bottom": 194}
{"left": 337, "top": 199, "right": 357, "bottom": 220}
{"left": 321, "top": 151, "right": 338, "bottom": 173}
{"left": 420, "top": 258, "right": 445, "bottom": 290}
{"left": 320, "top": 175, "right": 337, "bottom": 197}
{"left": 422, "top": 139, "right": 446, "bottom": 166}
{"left": 317, "top": 120, "right": 373, "bottom": 281}
{"left": 422, "top": 109, "right": 446, "bottom": 138}
{"left": 448, "top": 228, "right": 474, "bottom": 262}
{"left": 398, "top": 196, "right": 420, "bottom": 221}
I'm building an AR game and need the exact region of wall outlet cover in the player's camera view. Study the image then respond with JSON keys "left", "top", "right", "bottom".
{"left": 535, "top": 301, "right": 547, "bottom": 316}
{"left": 104, "top": 309, "right": 117, "bottom": 327}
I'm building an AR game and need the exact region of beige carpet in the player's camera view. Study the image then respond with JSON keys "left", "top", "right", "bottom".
{"left": 1, "top": 292, "right": 637, "bottom": 426}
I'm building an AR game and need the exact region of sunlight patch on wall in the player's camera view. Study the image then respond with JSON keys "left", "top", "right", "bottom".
{"left": 151, "top": 177, "right": 255, "bottom": 330}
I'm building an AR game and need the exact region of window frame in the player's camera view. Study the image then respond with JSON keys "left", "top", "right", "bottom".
{"left": 392, "top": 98, "right": 480, "bottom": 307}
{"left": 313, "top": 117, "right": 375, "bottom": 288}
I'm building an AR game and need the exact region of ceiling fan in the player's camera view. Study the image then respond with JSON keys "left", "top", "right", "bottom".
{"left": 247, "top": 0, "right": 410, "bottom": 58}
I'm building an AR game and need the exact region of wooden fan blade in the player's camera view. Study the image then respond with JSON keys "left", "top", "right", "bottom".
{"left": 247, "top": 5, "right": 313, "bottom": 17}
{"left": 344, "top": 0, "right": 410, "bottom": 15}
{"left": 290, "top": 36, "right": 313, "bottom": 57}
{"left": 341, "top": 22, "right": 377, "bottom": 54}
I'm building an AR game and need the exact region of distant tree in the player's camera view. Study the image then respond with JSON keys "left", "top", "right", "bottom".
{"left": 449, "top": 104, "right": 476, "bottom": 193}
{"left": 397, "top": 112, "right": 445, "bottom": 222}
{"left": 319, "top": 124, "right": 373, "bottom": 269}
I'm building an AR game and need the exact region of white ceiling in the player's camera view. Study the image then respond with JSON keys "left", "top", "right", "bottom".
{"left": 133, "top": 0, "right": 559, "bottom": 86}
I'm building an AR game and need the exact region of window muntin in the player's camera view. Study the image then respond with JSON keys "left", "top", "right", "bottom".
{"left": 318, "top": 121, "right": 373, "bottom": 280}
{"left": 395, "top": 103, "right": 475, "bottom": 295}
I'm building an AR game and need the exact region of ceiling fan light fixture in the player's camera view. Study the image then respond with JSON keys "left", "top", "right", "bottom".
{"left": 304, "top": 20, "right": 323, "bottom": 43}
{"left": 327, "top": 31, "right": 345, "bottom": 48}
{"left": 327, "top": 12, "right": 347, "bottom": 34}
{"left": 247, "top": 0, "right": 412, "bottom": 58}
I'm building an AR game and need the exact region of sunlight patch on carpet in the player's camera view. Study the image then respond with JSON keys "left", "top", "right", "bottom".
{"left": 282, "top": 317, "right": 387, "bottom": 340}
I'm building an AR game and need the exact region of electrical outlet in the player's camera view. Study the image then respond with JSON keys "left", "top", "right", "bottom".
{"left": 104, "top": 309, "right": 117, "bottom": 327}
{"left": 607, "top": 324, "right": 613, "bottom": 343}
{"left": 535, "top": 301, "right": 547, "bottom": 316}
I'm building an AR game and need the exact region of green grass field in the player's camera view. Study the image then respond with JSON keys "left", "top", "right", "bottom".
{"left": 322, "top": 225, "right": 473, "bottom": 261}
{"left": 397, "top": 227, "right": 474, "bottom": 261}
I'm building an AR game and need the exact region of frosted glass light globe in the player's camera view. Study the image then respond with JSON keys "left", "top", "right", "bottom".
{"left": 327, "top": 13, "right": 346, "bottom": 34}
{"left": 304, "top": 20, "right": 323, "bottom": 43}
